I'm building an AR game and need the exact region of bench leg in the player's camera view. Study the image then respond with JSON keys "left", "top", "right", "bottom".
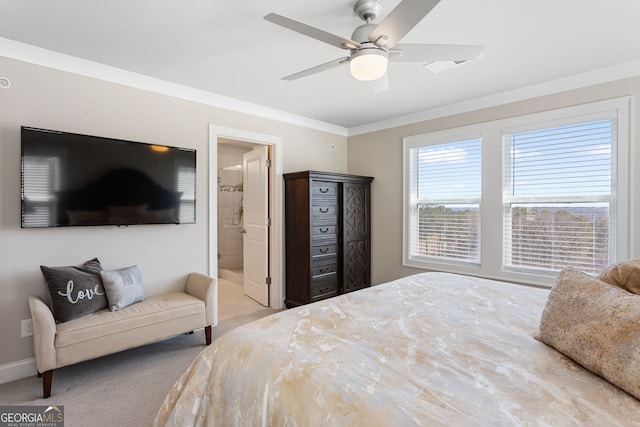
{"left": 205, "top": 326, "right": 212, "bottom": 345}
{"left": 42, "top": 370, "right": 53, "bottom": 399}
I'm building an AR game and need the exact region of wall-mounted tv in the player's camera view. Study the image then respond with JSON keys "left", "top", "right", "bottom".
{"left": 21, "top": 127, "right": 196, "bottom": 228}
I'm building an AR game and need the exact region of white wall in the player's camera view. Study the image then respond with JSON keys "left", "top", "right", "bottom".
{"left": 348, "top": 76, "right": 640, "bottom": 285}
{"left": 0, "top": 56, "right": 347, "bottom": 372}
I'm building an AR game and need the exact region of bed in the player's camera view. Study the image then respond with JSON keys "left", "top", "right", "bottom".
{"left": 154, "top": 271, "right": 640, "bottom": 426}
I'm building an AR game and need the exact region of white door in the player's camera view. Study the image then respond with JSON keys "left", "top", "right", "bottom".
{"left": 242, "top": 145, "right": 270, "bottom": 306}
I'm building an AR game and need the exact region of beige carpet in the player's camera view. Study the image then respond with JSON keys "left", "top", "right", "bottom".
{"left": 0, "top": 305, "right": 275, "bottom": 426}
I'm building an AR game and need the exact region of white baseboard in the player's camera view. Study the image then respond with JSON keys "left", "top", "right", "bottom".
{"left": 219, "top": 268, "right": 243, "bottom": 284}
{"left": 0, "top": 358, "right": 36, "bottom": 384}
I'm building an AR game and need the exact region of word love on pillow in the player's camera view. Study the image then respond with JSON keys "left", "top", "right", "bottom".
{"left": 57, "top": 279, "right": 105, "bottom": 304}
{"left": 41, "top": 258, "right": 108, "bottom": 323}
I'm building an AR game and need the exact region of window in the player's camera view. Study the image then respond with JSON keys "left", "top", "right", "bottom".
{"left": 407, "top": 136, "right": 482, "bottom": 264}
{"left": 503, "top": 119, "right": 616, "bottom": 275}
{"left": 404, "top": 98, "right": 630, "bottom": 286}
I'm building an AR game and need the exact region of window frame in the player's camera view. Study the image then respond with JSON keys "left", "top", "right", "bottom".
{"left": 501, "top": 113, "right": 618, "bottom": 276}
{"left": 403, "top": 97, "right": 631, "bottom": 287}
{"left": 405, "top": 131, "right": 483, "bottom": 268}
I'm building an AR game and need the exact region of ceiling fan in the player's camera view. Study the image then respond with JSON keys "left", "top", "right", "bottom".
{"left": 264, "top": 0, "right": 483, "bottom": 83}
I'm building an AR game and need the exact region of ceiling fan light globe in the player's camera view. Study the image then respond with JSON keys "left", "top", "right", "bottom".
{"left": 350, "top": 49, "right": 388, "bottom": 81}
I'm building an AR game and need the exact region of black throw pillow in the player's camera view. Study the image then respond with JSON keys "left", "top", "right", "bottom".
{"left": 40, "top": 258, "right": 108, "bottom": 323}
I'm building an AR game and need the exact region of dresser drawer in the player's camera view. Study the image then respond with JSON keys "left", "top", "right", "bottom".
{"left": 311, "top": 260, "right": 337, "bottom": 277}
{"left": 311, "top": 204, "right": 337, "bottom": 223}
{"left": 311, "top": 243, "right": 337, "bottom": 258}
{"left": 312, "top": 224, "right": 336, "bottom": 237}
{"left": 311, "top": 276, "right": 338, "bottom": 300}
{"left": 311, "top": 181, "right": 338, "bottom": 197}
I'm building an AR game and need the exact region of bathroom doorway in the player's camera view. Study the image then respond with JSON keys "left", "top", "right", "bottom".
{"left": 217, "top": 138, "right": 257, "bottom": 285}
{"left": 209, "top": 124, "right": 285, "bottom": 318}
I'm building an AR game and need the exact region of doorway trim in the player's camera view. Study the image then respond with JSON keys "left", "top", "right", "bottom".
{"left": 208, "top": 125, "right": 284, "bottom": 315}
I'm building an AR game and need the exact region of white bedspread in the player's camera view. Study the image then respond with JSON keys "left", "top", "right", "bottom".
{"left": 155, "top": 272, "right": 640, "bottom": 426}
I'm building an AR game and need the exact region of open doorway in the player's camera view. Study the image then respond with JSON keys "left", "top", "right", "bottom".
{"left": 208, "top": 125, "right": 284, "bottom": 324}
{"left": 217, "top": 139, "right": 255, "bottom": 285}
{"left": 217, "top": 140, "right": 270, "bottom": 317}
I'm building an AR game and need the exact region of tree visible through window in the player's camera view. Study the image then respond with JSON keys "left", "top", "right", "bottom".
{"left": 408, "top": 137, "right": 482, "bottom": 264}
{"left": 503, "top": 119, "right": 615, "bottom": 275}
{"left": 403, "top": 98, "right": 628, "bottom": 285}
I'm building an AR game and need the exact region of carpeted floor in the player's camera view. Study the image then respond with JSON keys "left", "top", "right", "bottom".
{"left": 0, "top": 308, "right": 275, "bottom": 426}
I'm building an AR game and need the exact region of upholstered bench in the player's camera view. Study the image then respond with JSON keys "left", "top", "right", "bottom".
{"left": 28, "top": 272, "right": 215, "bottom": 398}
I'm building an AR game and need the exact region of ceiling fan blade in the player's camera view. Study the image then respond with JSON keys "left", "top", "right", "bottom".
{"left": 264, "top": 13, "right": 360, "bottom": 50}
{"left": 389, "top": 44, "right": 484, "bottom": 62}
{"left": 368, "top": 0, "right": 441, "bottom": 48}
{"left": 282, "top": 56, "right": 350, "bottom": 81}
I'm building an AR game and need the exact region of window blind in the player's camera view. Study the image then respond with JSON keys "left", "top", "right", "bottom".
{"left": 409, "top": 137, "right": 482, "bottom": 263}
{"left": 502, "top": 119, "right": 615, "bottom": 275}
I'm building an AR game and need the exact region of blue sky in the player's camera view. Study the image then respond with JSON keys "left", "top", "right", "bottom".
{"left": 415, "top": 119, "right": 613, "bottom": 201}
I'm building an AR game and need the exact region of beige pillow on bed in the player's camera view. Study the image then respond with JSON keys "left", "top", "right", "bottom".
{"left": 598, "top": 259, "right": 640, "bottom": 294}
{"left": 538, "top": 267, "right": 640, "bottom": 400}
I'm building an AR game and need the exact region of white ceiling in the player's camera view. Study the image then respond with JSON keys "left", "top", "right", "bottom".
{"left": 2, "top": 0, "right": 640, "bottom": 132}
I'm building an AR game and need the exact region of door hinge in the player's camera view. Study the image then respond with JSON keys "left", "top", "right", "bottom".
{"left": 266, "top": 217, "right": 271, "bottom": 226}
{"left": 265, "top": 159, "right": 271, "bottom": 168}
{"left": 266, "top": 276, "right": 272, "bottom": 286}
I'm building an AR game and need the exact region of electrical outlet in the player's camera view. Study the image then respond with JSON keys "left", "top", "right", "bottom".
{"left": 21, "top": 319, "right": 33, "bottom": 338}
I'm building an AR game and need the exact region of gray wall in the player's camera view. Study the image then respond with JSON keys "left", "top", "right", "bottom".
{"left": 348, "top": 77, "right": 640, "bottom": 285}
{"left": 0, "top": 56, "right": 347, "bottom": 368}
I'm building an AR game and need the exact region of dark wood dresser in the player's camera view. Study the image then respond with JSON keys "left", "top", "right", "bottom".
{"left": 284, "top": 170, "right": 374, "bottom": 307}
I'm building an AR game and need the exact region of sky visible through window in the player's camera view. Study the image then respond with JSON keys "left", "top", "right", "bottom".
{"left": 416, "top": 138, "right": 481, "bottom": 201}
{"left": 506, "top": 119, "right": 612, "bottom": 199}
{"left": 406, "top": 101, "right": 625, "bottom": 279}
{"left": 415, "top": 119, "right": 612, "bottom": 202}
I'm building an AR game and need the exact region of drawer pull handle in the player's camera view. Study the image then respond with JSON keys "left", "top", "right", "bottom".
{"left": 319, "top": 188, "right": 329, "bottom": 193}
{"left": 319, "top": 247, "right": 329, "bottom": 254}
{"left": 319, "top": 227, "right": 329, "bottom": 233}
{"left": 319, "top": 208, "right": 329, "bottom": 213}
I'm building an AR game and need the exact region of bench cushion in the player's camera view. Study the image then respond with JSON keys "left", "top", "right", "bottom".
{"left": 56, "top": 292, "right": 204, "bottom": 348}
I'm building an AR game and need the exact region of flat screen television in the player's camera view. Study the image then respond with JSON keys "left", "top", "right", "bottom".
{"left": 21, "top": 127, "right": 196, "bottom": 228}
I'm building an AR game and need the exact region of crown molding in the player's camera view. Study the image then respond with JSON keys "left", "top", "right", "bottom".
{"left": 0, "top": 37, "right": 348, "bottom": 137}
{"left": 347, "top": 59, "right": 640, "bottom": 136}
{"left": 4, "top": 37, "right": 639, "bottom": 139}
